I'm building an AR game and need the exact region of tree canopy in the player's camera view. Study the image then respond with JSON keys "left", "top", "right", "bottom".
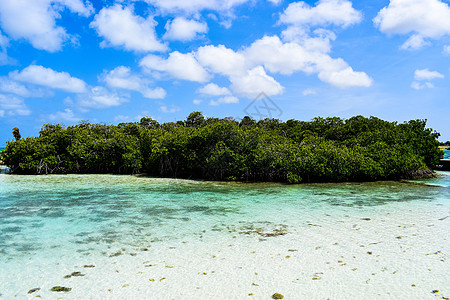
{"left": 0, "top": 113, "right": 443, "bottom": 183}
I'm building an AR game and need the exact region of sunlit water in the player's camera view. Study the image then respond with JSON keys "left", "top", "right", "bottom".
{"left": 444, "top": 149, "right": 450, "bottom": 159}
{"left": 0, "top": 173, "right": 449, "bottom": 299}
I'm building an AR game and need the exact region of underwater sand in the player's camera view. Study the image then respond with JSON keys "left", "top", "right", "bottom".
{"left": 0, "top": 174, "right": 449, "bottom": 299}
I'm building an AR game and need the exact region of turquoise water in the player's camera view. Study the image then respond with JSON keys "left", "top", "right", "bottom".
{"left": 0, "top": 174, "right": 447, "bottom": 257}
{"left": 444, "top": 149, "right": 450, "bottom": 159}
{"left": 0, "top": 174, "right": 449, "bottom": 298}
{"left": 412, "top": 171, "right": 450, "bottom": 187}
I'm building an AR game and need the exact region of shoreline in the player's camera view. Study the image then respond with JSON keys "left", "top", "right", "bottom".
{"left": 0, "top": 168, "right": 439, "bottom": 183}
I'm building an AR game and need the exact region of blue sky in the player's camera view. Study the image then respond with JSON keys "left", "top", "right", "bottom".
{"left": 0, "top": 0, "right": 449, "bottom": 145}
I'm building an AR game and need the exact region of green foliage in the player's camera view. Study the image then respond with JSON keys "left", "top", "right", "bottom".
{"left": 0, "top": 114, "right": 441, "bottom": 182}
{"left": 12, "top": 127, "right": 21, "bottom": 141}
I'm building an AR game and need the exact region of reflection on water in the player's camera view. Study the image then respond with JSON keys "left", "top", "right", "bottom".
{"left": 0, "top": 174, "right": 448, "bottom": 259}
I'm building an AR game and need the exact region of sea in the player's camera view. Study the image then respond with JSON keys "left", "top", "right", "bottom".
{"left": 444, "top": 149, "right": 450, "bottom": 159}
{"left": 0, "top": 171, "right": 449, "bottom": 298}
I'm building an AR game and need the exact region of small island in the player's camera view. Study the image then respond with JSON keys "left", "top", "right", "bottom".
{"left": 0, "top": 112, "right": 443, "bottom": 182}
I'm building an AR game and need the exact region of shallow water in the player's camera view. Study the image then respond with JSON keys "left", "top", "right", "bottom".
{"left": 0, "top": 173, "right": 449, "bottom": 299}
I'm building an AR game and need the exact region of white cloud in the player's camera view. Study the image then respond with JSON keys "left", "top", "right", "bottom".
{"left": 90, "top": 4, "right": 167, "bottom": 52}
{"left": 209, "top": 96, "right": 239, "bottom": 106}
{"left": 0, "top": 77, "right": 32, "bottom": 97}
{"left": 48, "top": 108, "right": 80, "bottom": 122}
{"left": 279, "top": 0, "right": 362, "bottom": 28}
{"left": 0, "top": 77, "right": 47, "bottom": 98}
{"left": 374, "top": 0, "right": 450, "bottom": 50}
{"left": 101, "top": 66, "right": 166, "bottom": 99}
{"left": 319, "top": 66, "right": 373, "bottom": 88}
{"left": 414, "top": 68, "right": 444, "bottom": 81}
{"left": 196, "top": 45, "right": 248, "bottom": 77}
{"left": 114, "top": 115, "right": 131, "bottom": 123}
{"left": 146, "top": 0, "right": 294, "bottom": 15}
{"left": 302, "top": 88, "right": 317, "bottom": 96}
{"left": 444, "top": 45, "right": 450, "bottom": 55}
{"left": 164, "top": 18, "right": 208, "bottom": 41}
{"left": 197, "top": 83, "right": 231, "bottom": 96}
{"left": 411, "top": 81, "right": 434, "bottom": 90}
{"left": 400, "top": 35, "right": 431, "bottom": 50}
{"left": 193, "top": 99, "right": 203, "bottom": 105}
{"left": 411, "top": 68, "right": 444, "bottom": 89}
{"left": 77, "top": 86, "right": 129, "bottom": 109}
{"left": 146, "top": 33, "right": 372, "bottom": 92}
{"left": 58, "top": 0, "right": 94, "bottom": 16}
{"left": 140, "top": 51, "right": 211, "bottom": 82}
{"left": 0, "top": 94, "right": 31, "bottom": 116}
{"left": 145, "top": 0, "right": 250, "bottom": 14}
{"left": 230, "top": 66, "right": 284, "bottom": 98}
{"left": 10, "top": 65, "right": 87, "bottom": 93}
{"left": 0, "top": 30, "right": 14, "bottom": 65}
{"left": 245, "top": 35, "right": 372, "bottom": 88}
{"left": 144, "top": 0, "right": 279, "bottom": 28}
{"left": 0, "top": 0, "right": 93, "bottom": 52}
{"left": 160, "top": 105, "right": 181, "bottom": 113}
{"left": 245, "top": 35, "right": 315, "bottom": 75}
{"left": 272, "top": 2, "right": 371, "bottom": 88}
{"left": 281, "top": 27, "right": 336, "bottom": 53}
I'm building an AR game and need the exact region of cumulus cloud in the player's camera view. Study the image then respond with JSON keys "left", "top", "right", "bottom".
{"left": 281, "top": 27, "right": 336, "bottom": 52}
{"left": 443, "top": 45, "right": 450, "bottom": 55}
{"left": 90, "top": 4, "right": 167, "bottom": 52}
{"left": 197, "top": 83, "right": 231, "bottom": 96}
{"left": 279, "top": 0, "right": 362, "bottom": 28}
{"left": 77, "top": 86, "right": 128, "bottom": 109}
{"left": 145, "top": 0, "right": 255, "bottom": 14}
{"left": 140, "top": 51, "right": 211, "bottom": 82}
{"left": 319, "top": 66, "right": 372, "bottom": 88}
{"left": 400, "top": 35, "right": 431, "bottom": 50}
{"left": 0, "top": 77, "right": 32, "bottom": 97}
{"left": 101, "top": 66, "right": 166, "bottom": 99}
{"left": 195, "top": 42, "right": 285, "bottom": 95}
{"left": 0, "top": 94, "right": 31, "bottom": 116}
{"left": 0, "top": 30, "right": 14, "bottom": 65}
{"left": 209, "top": 96, "right": 239, "bottom": 106}
{"left": 269, "top": 1, "right": 370, "bottom": 89}
{"left": 146, "top": 33, "right": 372, "bottom": 93}
{"left": 411, "top": 68, "right": 444, "bottom": 89}
{"left": 414, "top": 68, "right": 444, "bottom": 81}
{"left": 302, "top": 88, "right": 317, "bottom": 96}
{"left": 374, "top": 0, "right": 450, "bottom": 50}
{"left": 197, "top": 45, "right": 248, "bottom": 77}
{"left": 139, "top": 1, "right": 372, "bottom": 95}
{"left": 193, "top": 99, "right": 203, "bottom": 105}
{"left": 0, "top": 0, "right": 93, "bottom": 52}
{"left": 10, "top": 65, "right": 87, "bottom": 93}
{"left": 245, "top": 35, "right": 372, "bottom": 88}
{"left": 411, "top": 81, "right": 434, "bottom": 90}
{"left": 230, "top": 66, "right": 284, "bottom": 98}
{"left": 164, "top": 18, "right": 208, "bottom": 41}
{"left": 160, "top": 105, "right": 181, "bottom": 113}
{"left": 245, "top": 35, "right": 315, "bottom": 75}
{"left": 48, "top": 108, "right": 80, "bottom": 122}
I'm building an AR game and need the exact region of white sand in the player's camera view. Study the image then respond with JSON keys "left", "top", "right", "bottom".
{"left": 3, "top": 199, "right": 447, "bottom": 299}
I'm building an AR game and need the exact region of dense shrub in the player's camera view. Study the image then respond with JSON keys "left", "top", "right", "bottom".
{"left": 0, "top": 113, "right": 442, "bottom": 182}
